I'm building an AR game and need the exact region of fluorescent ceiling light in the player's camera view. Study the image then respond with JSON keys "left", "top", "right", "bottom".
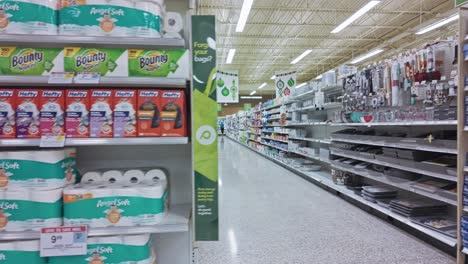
{"left": 296, "top": 82, "right": 307, "bottom": 88}
{"left": 270, "top": 75, "right": 276, "bottom": 80}
{"left": 236, "top": 0, "right": 254, "bottom": 32}
{"left": 258, "top": 83, "right": 267, "bottom": 89}
{"left": 315, "top": 75, "right": 323, "bottom": 80}
{"left": 241, "top": 96, "right": 263, "bottom": 99}
{"left": 331, "top": 1, "right": 381, "bottom": 34}
{"left": 351, "top": 49, "right": 384, "bottom": 64}
{"left": 415, "top": 14, "right": 459, "bottom": 35}
{"left": 291, "top": 50, "right": 312, "bottom": 64}
{"left": 250, "top": 91, "right": 257, "bottom": 95}
{"left": 226, "top": 49, "right": 236, "bottom": 64}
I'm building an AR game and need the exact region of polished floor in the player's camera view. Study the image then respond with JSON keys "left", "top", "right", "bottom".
{"left": 198, "top": 137, "right": 455, "bottom": 264}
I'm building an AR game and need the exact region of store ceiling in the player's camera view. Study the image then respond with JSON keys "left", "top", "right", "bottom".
{"left": 198, "top": 0, "right": 456, "bottom": 95}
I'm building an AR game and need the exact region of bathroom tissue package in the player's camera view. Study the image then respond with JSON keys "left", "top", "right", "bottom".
{"left": 65, "top": 89, "right": 90, "bottom": 138}
{"left": 90, "top": 90, "right": 113, "bottom": 138}
{"left": 113, "top": 90, "right": 137, "bottom": 138}
{"left": 0, "top": 0, "right": 58, "bottom": 35}
{"left": 0, "top": 240, "right": 47, "bottom": 264}
{"left": 0, "top": 89, "right": 16, "bottom": 139}
{"left": 59, "top": 1, "right": 161, "bottom": 38}
{"left": 128, "top": 49, "right": 189, "bottom": 78}
{"left": 0, "top": 188, "right": 63, "bottom": 231}
{"left": 64, "top": 47, "right": 128, "bottom": 77}
{"left": 16, "top": 89, "right": 40, "bottom": 138}
{"left": 0, "top": 47, "right": 64, "bottom": 76}
{"left": 0, "top": 148, "right": 77, "bottom": 189}
{"left": 49, "top": 235, "right": 154, "bottom": 264}
{"left": 39, "top": 90, "right": 65, "bottom": 137}
{"left": 64, "top": 168, "right": 168, "bottom": 227}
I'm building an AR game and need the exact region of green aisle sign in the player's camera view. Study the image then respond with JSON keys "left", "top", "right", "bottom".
{"left": 244, "top": 103, "right": 252, "bottom": 110}
{"left": 218, "top": 104, "right": 222, "bottom": 112}
{"left": 192, "top": 15, "right": 219, "bottom": 241}
{"left": 456, "top": 0, "right": 468, "bottom": 6}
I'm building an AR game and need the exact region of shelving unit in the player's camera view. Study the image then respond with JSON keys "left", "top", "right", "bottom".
{"left": 0, "top": 138, "right": 189, "bottom": 147}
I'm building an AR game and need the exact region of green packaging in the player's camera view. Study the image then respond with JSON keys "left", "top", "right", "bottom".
{"left": 128, "top": 49, "right": 189, "bottom": 78}
{"left": 64, "top": 47, "right": 128, "bottom": 76}
{"left": 0, "top": 47, "right": 63, "bottom": 76}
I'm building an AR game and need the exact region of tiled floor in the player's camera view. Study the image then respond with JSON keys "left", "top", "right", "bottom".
{"left": 197, "top": 137, "right": 455, "bottom": 264}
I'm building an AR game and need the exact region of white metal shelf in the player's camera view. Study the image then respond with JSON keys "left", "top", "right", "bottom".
{"left": 0, "top": 204, "right": 190, "bottom": 240}
{"left": 292, "top": 102, "right": 342, "bottom": 112}
{"left": 261, "top": 137, "right": 289, "bottom": 143}
{"left": 291, "top": 150, "right": 330, "bottom": 163}
{"left": 287, "top": 122, "right": 329, "bottom": 126}
{"left": 331, "top": 120, "right": 457, "bottom": 127}
{"left": 290, "top": 137, "right": 331, "bottom": 144}
{"left": 261, "top": 130, "right": 289, "bottom": 135}
{"left": 0, "top": 137, "right": 189, "bottom": 147}
{"left": 259, "top": 142, "right": 289, "bottom": 152}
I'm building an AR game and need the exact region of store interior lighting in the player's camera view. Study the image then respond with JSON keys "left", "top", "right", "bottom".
{"left": 351, "top": 49, "right": 384, "bottom": 64}
{"left": 315, "top": 75, "right": 322, "bottom": 80}
{"left": 236, "top": 0, "right": 254, "bottom": 32}
{"left": 415, "top": 14, "right": 459, "bottom": 35}
{"left": 258, "top": 83, "right": 267, "bottom": 89}
{"left": 296, "top": 82, "right": 307, "bottom": 88}
{"left": 331, "top": 0, "right": 382, "bottom": 34}
{"left": 291, "top": 50, "right": 312, "bottom": 64}
{"left": 249, "top": 90, "right": 257, "bottom": 95}
{"left": 270, "top": 75, "right": 276, "bottom": 80}
{"left": 226, "top": 49, "right": 236, "bottom": 64}
{"left": 240, "top": 96, "right": 263, "bottom": 99}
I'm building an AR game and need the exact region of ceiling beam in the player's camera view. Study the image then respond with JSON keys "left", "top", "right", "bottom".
{"left": 219, "top": 44, "right": 368, "bottom": 51}
{"left": 217, "top": 22, "right": 402, "bottom": 30}
{"left": 218, "top": 34, "right": 380, "bottom": 41}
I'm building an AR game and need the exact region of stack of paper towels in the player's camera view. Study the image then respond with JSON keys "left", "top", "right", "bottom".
{"left": 64, "top": 168, "right": 168, "bottom": 227}
{"left": 0, "top": 240, "right": 46, "bottom": 264}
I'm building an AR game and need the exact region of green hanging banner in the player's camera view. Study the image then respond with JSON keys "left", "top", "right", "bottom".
{"left": 456, "top": 0, "right": 468, "bottom": 6}
{"left": 192, "top": 15, "right": 219, "bottom": 241}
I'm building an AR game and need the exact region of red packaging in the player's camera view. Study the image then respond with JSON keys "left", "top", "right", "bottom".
{"left": 66, "top": 90, "right": 90, "bottom": 138}
{"left": 0, "top": 89, "right": 16, "bottom": 138}
{"left": 137, "top": 90, "right": 160, "bottom": 137}
{"left": 113, "top": 90, "right": 137, "bottom": 138}
{"left": 40, "top": 90, "right": 65, "bottom": 136}
{"left": 16, "top": 89, "right": 40, "bottom": 138}
{"left": 90, "top": 90, "right": 113, "bottom": 138}
{"left": 160, "top": 90, "right": 186, "bottom": 137}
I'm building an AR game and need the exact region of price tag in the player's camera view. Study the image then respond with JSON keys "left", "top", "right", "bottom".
{"left": 48, "top": 72, "right": 74, "bottom": 84}
{"left": 40, "top": 134, "right": 66, "bottom": 148}
{"left": 40, "top": 226, "right": 88, "bottom": 257}
{"left": 75, "top": 72, "right": 100, "bottom": 84}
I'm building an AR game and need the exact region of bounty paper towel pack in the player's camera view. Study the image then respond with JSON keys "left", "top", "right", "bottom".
{"left": 0, "top": 188, "right": 62, "bottom": 231}
{"left": 49, "top": 235, "right": 154, "bottom": 264}
{"left": 0, "top": 47, "right": 63, "bottom": 76}
{"left": 160, "top": 90, "right": 186, "bottom": 137}
{"left": 113, "top": 89, "right": 136, "bottom": 138}
{"left": 15, "top": 89, "right": 40, "bottom": 138}
{"left": 137, "top": 90, "right": 160, "bottom": 137}
{"left": 0, "top": 89, "right": 15, "bottom": 138}
{"left": 64, "top": 47, "right": 127, "bottom": 77}
{"left": 0, "top": 240, "right": 47, "bottom": 264}
{"left": 90, "top": 90, "right": 113, "bottom": 138}
{"left": 128, "top": 49, "right": 189, "bottom": 78}
{"left": 39, "top": 90, "right": 65, "bottom": 136}
{"left": 66, "top": 89, "right": 90, "bottom": 138}
{"left": 0, "top": 0, "right": 58, "bottom": 35}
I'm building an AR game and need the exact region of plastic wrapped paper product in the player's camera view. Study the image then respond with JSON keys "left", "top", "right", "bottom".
{"left": 0, "top": 240, "right": 47, "bottom": 264}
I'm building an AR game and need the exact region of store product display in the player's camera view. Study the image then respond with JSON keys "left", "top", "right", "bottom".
{"left": 0, "top": 240, "right": 46, "bottom": 264}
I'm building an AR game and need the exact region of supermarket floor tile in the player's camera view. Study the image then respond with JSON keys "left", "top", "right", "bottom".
{"left": 197, "top": 137, "right": 455, "bottom": 264}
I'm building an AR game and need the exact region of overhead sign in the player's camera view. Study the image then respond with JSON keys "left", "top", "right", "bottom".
{"left": 216, "top": 70, "right": 239, "bottom": 103}
{"left": 275, "top": 70, "right": 296, "bottom": 98}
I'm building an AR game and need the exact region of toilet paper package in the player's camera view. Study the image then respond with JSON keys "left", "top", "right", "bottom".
{"left": 16, "top": 89, "right": 40, "bottom": 138}
{"left": 90, "top": 90, "right": 113, "bottom": 138}
{"left": 66, "top": 89, "right": 90, "bottom": 138}
{"left": 49, "top": 234, "right": 153, "bottom": 264}
{"left": 0, "top": 89, "right": 16, "bottom": 138}
{"left": 0, "top": 149, "right": 74, "bottom": 189}
{"left": 39, "top": 90, "right": 65, "bottom": 136}
{"left": 0, "top": 188, "right": 62, "bottom": 231}
{"left": 0, "top": 47, "right": 64, "bottom": 76}
{"left": 59, "top": 2, "right": 161, "bottom": 38}
{"left": 0, "top": 0, "right": 58, "bottom": 35}
{"left": 160, "top": 90, "right": 186, "bottom": 137}
{"left": 64, "top": 47, "right": 128, "bottom": 77}
{"left": 163, "top": 12, "right": 184, "bottom": 39}
{"left": 0, "top": 240, "right": 47, "bottom": 264}
{"left": 128, "top": 49, "right": 189, "bottom": 78}
{"left": 137, "top": 90, "right": 160, "bottom": 137}
{"left": 113, "top": 90, "right": 136, "bottom": 138}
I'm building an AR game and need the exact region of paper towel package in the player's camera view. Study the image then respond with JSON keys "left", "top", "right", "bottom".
{"left": 0, "top": 240, "right": 47, "bottom": 264}
{"left": 160, "top": 90, "right": 186, "bottom": 137}
{"left": 49, "top": 235, "right": 153, "bottom": 264}
{"left": 0, "top": 0, "right": 58, "bottom": 35}
{"left": 90, "top": 90, "right": 113, "bottom": 138}
{"left": 64, "top": 47, "right": 128, "bottom": 77}
{"left": 66, "top": 89, "right": 90, "bottom": 138}
{"left": 113, "top": 90, "right": 137, "bottom": 138}
{"left": 16, "top": 89, "right": 40, "bottom": 138}
{"left": 59, "top": 2, "right": 161, "bottom": 38}
{"left": 137, "top": 90, "right": 161, "bottom": 137}
{"left": 0, "top": 188, "right": 62, "bottom": 231}
{"left": 128, "top": 49, "right": 189, "bottom": 78}
{"left": 39, "top": 90, "right": 65, "bottom": 136}
{"left": 0, "top": 89, "right": 16, "bottom": 138}
{"left": 64, "top": 169, "right": 168, "bottom": 227}
{"left": 0, "top": 47, "right": 64, "bottom": 76}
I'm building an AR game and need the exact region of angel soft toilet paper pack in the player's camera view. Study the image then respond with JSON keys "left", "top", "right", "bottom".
{"left": 64, "top": 47, "right": 128, "bottom": 77}
{"left": 0, "top": 47, "right": 64, "bottom": 76}
{"left": 0, "top": 240, "right": 47, "bottom": 264}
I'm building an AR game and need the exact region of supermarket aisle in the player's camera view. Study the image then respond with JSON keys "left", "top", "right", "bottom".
{"left": 197, "top": 138, "right": 455, "bottom": 264}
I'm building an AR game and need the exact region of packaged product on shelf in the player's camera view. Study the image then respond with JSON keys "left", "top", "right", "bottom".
{"left": 0, "top": 0, "right": 58, "bottom": 35}
{"left": 39, "top": 90, "right": 65, "bottom": 136}
{"left": 90, "top": 90, "right": 113, "bottom": 138}
{"left": 66, "top": 89, "right": 90, "bottom": 138}
{"left": 59, "top": 0, "right": 162, "bottom": 38}
{"left": 160, "top": 90, "right": 186, "bottom": 137}
{"left": 0, "top": 240, "right": 46, "bottom": 264}
{"left": 137, "top": 90, "right": 161, "bottom": 137}
{"left": 64, "top": 168, "right": 168, "bottom": 227}
{"left": 0, "top": 188, "right": 62, "bottom": 231}
{"left": 0, "top": 149, "right": 76, "bottom": 189}
{"left": 0, "top": 47, "right": 64, "bottom": 76}
{"left": 49, "top": 235, "right": 154, "bottom": 264}
{"left": 64, "top": 47, "right": 128, "bottom": 77}
{"left": 128, "top": 49, "right": 189, "bottom": 78}
{"left": 113, "top": 90, "right": 137, "bottom": 138}
{"left": 163, "top": 12, "right": 184, "bottom": 39}
{"left": 15, "top": 89, "right": 40, "bottom": 138}
{"left": 0, "top": 89, "right": 16, "bottom": 138}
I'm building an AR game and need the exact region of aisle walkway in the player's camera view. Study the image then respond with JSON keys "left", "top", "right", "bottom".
{"left": 198, "top": 138, "right": 455, "bottom": 264}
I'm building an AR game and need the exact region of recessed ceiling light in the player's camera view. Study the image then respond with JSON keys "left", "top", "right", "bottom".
{"left": 236, "top": 0, "right": 254, "bottom": 32}
{"left": 250, "top": 90, "right": 257, "bottom": 96}
{"left": 291, "top": 50, "right": 312, "bottom": 65}
{"left": 270, "top": 75, "right": 276, "bottom": 80}
{"left": 351, "top": 49, "right": 384, "bottom": 64}
{"left": 331, "top": 1, "right": 381, "bottom": 34}
{"left": 315, "top": 75, "right": 323, "bottom": 80}
{"left": 415, "top": 14, "right": 459, "bottom": 35}
{"left": 241, "top": 96, "right": 263, "bottom": 99}
{"left": 258, "top": 83, "right": 267, "bottom": 89}
{"left": 226, "top": 49, "right": 236, "bottom": 64}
